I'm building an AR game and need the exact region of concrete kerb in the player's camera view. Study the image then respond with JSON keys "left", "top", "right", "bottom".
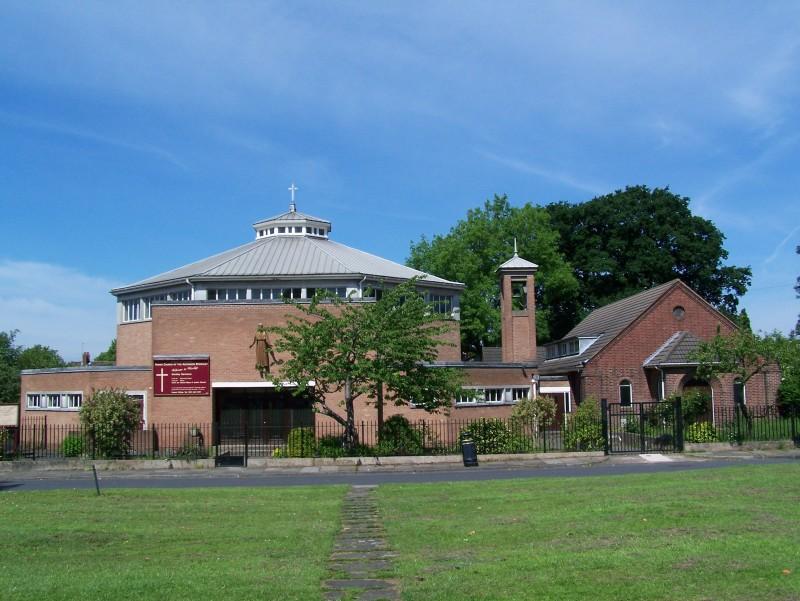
{"left": 0, "top": 451, "right": 606, "bottom": 474}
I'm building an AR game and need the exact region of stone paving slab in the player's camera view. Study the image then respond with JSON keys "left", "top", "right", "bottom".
{"left": 323, "top": 485, "right": 400, "bottom": 601}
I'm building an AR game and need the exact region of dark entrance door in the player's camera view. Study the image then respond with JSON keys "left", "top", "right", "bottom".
{"left": 607, "top": 401, "right": 679, "bottom": 454}
{"left": 213, "top": 387, "right": 313, "bottom": 461}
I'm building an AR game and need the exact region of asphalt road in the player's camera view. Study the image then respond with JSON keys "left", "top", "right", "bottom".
{"left": 1, "top": 456, "right": 796, "bottom": 492}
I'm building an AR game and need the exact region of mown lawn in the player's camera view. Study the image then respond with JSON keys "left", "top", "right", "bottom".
{"left": 0, "top": 486, "right": 346, "bottom": 601}
{"left": 378, "top": 464, "right": 800, "bottom": 601}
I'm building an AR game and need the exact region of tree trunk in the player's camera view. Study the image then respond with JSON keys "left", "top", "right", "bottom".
{"left": 344, "top": 378, "right": 358, "bottom": 449}
{"left": 376, "top": 383, "right": 384, "bottom": 441}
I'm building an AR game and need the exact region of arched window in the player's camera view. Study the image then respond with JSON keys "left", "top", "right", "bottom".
{"left": 733, "top": 378, "right": 746, "bottom": 406}
{"left": 619, "top": 379, "right": 632, "bottom": 407}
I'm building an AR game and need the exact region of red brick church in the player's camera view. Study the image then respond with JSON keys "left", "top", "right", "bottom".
{"left": 19, "top": 203, "right": 778, "bottom": 432}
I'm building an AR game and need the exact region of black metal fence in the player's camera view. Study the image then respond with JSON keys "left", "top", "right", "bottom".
{"left": 2, "top": 402, "right": 796, "bottom": 462}
{"left": 2, "top": 412, "right": 606, "bottom": 461}
{"left": 687, "top": 404, "right": 800, "bottom": 445}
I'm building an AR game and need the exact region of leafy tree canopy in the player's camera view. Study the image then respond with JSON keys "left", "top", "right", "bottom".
{"left": 94, "top": 339, "right": 117, "bottom": 363}
{"left": 0, "top": 331, "right": 22, "bottom": 404}
{"left": 0, "top": 331, "right": 66, "bottom": 403}
{"left": 691, "top": 329, "right": 796, "bottom": 386}
{"left": 407, "top": 195, "right": 580, "bottom": 356}
{"left": 265, "top": 279, "right": 466, "bottom": 446}
{"left": 546, "top": 185, "right": 751, "bottom": 320}
{"left": 17, "top": 345, "right": 65, "bottom": 370}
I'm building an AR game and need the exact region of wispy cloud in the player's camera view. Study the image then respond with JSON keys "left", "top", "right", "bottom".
{"left": 0, "top": 260, "right": 121, "bottom": 360}
{"left": 763, "top": 224, "right": 800, "bottom": 265}
{"left": 0, "top": 110, "right": 188, "bottom": 170}
{"left": 692, "top": 134, "right": 799, "bottom": 218}
{"left": 478, "top": 150, "right": 606, "bottom": 196}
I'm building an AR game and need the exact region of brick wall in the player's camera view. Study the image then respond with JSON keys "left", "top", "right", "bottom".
{"left": 581, "top": 284, "right": 777, "bottom": 407}
{"left": 116, "top": 321, "right": 153, "bottom": 366}
{"left": 20, "top": 369, "right": 151, "bottom": 425}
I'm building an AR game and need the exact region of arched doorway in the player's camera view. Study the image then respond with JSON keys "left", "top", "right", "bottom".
{"left": 680, "top": 377, "right": 713, "bottom": 424}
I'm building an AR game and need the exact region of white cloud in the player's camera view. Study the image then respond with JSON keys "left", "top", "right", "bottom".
{"left": 0, "top": 260, "right": 121, "bottom": 361}
{"left": 478, "top": 150, "right": 607, "bottom": 196}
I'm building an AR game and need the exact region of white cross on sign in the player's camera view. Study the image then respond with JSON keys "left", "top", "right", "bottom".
{"left": 156, "top": 367, "right": 169, "bottom": 393}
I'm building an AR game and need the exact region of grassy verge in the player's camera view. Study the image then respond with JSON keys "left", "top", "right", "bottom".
{"left": 0, "top": 486, "right": 346, "bottom": 601}
{"left": 378, "top": 464, "right": 800, "bottom": 601}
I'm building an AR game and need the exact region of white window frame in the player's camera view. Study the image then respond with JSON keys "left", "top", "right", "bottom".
{"left": 27, "top": 391, "right": 83, "bottom": 411}
{"left": 127, "top": 390, "right": 148, "bottom": 429}
{"left": 619, "top": 379, "right": 633, "bottom": 407}
{"left": 455, "top": 386, "right": 531, "bottom": 405}
{"left": 539, "top": 385, "right": 572, "bottom": 414}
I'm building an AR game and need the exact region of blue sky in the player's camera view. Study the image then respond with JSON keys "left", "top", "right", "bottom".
{"left": 1, "top": 1, "right": 799, "bottom": 360}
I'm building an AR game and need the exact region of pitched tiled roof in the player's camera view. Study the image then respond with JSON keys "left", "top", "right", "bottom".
{"left": 112, "top": 235, "right": 463, "bottom": 294}
{"left": 643, "top": 331, "right": 702, "bottom": 367}
{"left": 538, "top": 280, "right": 679, "bottom": 373}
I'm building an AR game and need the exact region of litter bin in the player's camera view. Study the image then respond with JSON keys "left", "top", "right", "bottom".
{"left": 461, "top": 438, "right": 478, "bottom": 467}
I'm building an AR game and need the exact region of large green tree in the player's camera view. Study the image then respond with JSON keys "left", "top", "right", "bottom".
{"left": 265, "top": 280, "right": 466, "bottom": 447}
{"left": 546, "top": 186, "right": 751, "bottom": 320}
{"left": 691, "top": 329, "right": 797, "bottom": 401}
{"left": 94, "top": 339, "right": 117, "bottom": 363}
{"left": 408, "top": 195, "right": 580, "bottom": 356}
{"left": 0, "top": 330, "right": 21, "bottom": 404}
{"left": 795, "top": 245, "right": 799, "bottom": 335}
{"left": 16, "top": 345, "right": 65, "bottom": 370}
{"left": 0, "top": 331, "right": 66, "bottom": 404}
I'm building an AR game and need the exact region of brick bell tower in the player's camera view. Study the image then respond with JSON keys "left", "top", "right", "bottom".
{"left": 498, "top": 242, "right": 538, "bottom": 363}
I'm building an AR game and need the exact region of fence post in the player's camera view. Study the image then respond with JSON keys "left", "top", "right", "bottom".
{"left": 151, "top": 426, "right": 157, "bottom": 458}
{"left": 792, "top": 406, "right": 798, "bottom": 447}
{"left": 601, "top": 398, "right": 609, "bottom": 456}
{"left": 31, "top": 422, "right": 36, "bottom": 461}
{"left": 734, "top": 404, "right": 742, "bottom": 446}
{"left": 674, "top": 396, "right": 684, "bottom": 452}
{"left": 91, "top": 430, "right": 96, "bottom": 460}
{"left": 244, "top": 422, "right": 249, "bottom": 467}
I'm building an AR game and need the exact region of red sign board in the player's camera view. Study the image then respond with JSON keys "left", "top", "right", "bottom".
{"left": 153, "top": 359, "right": 210, "bottom": 396}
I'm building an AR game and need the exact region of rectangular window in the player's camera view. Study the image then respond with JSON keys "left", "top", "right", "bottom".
{"left": 363, "top": 286, "right": 382, "bottom": 300}
{"left": 429, "top": 294, "right": 452, "bottom": 316}
{"left": 168, "top": 290, "right": 191, "bottom": 302}
{"left": 46, "top": 393, "right": 63, "bottom": 408}
{"left": 67, "top": 393, "right": 82, "bottom": 409}
{"left": 208, "top": 289, "right": 246, "bottom": 301}
{"left": 26, "top": 394, "right": 43, "bottom": 408}
{"left": 123, "top": 299, "right": 140, "bottom": 322}
{"left": 144, "top": 294, "right": 167, "bottom": 319}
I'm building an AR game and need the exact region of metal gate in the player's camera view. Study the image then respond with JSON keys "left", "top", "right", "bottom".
{"left": 605, "top": 401, "right": 683, "bottom": 454}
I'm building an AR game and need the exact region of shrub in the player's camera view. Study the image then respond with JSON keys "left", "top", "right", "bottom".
{"left": 459, "top": 419, "right": 512, "bottom": 454}
{"left": 511, "top": 396, "right": 557, "bottom": 432}
{"left": 286, "top": 427, "right": 315, "bottom": 457}
{"left": 80, "top": 388, "right": 141, "bottom": 458}
{"left": 563, "top": 398, "right": 604, "bottom": 451}
{"left": 375, "top": 415, "right": 423, "bottom": 456}
{"left": 317, "top": 435, "right": 346, "bottom": 458}
{"left": 680, "top": 389, "right": 711, "bottom": 423}
{"left": 686, "top": 421, "right": 717, "bottom": 443}
{"left": 174, "top": 442, "right": 208, "bottom": 459}
{"left": 61, "top": 434, "right": 85, "bottom": 458}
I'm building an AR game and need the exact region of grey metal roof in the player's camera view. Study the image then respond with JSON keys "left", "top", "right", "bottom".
{"left": 253, "top": 209, "right": 331, "bottom": 226}
{"left": 498, "top": 253, "right": 538, "bottom": 271}
{"left": 112, "top": 235, "right": 463, "bottom": 294}
{"left": 538, "top": 280, "right": 679, "bottom": 373}
{"left": 643, "top": 331, "right": 702, "bottom": 367}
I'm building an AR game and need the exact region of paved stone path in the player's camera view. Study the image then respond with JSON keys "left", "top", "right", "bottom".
{"left": 323, "top": 485, "right": 400, "bottom": 601}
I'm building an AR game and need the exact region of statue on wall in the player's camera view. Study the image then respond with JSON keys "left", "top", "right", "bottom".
{"left": 251, "top": 323, "right": 281, "bottom": 376}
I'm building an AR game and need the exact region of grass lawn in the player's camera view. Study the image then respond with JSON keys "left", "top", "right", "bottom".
{"left": 0, "top": 486, "right": 346, "bottom": 601}
{"left": 378, "top": 464, "right": 800, "bottom": 601}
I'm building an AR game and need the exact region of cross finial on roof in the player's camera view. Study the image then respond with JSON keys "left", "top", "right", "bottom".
{"left": 288, "top": 182, "right": 298, "bottom": 212}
